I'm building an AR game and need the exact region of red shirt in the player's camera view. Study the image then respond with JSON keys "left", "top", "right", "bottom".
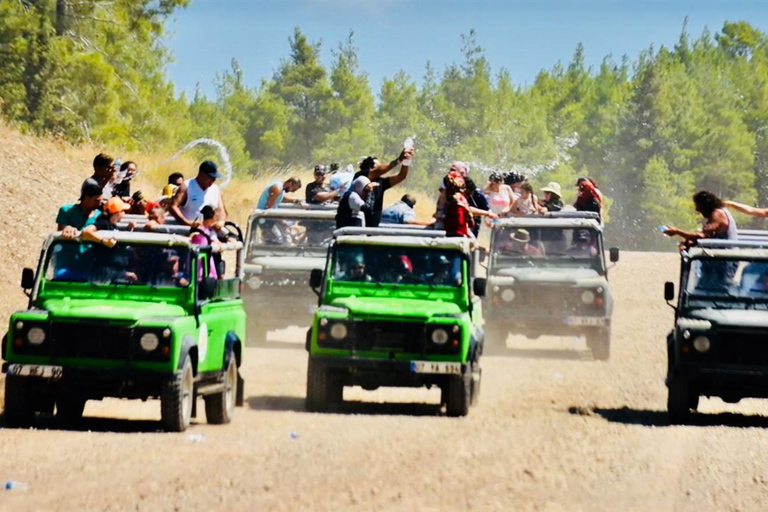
{"left": 444, "top": 202, "right": 471, "bottom": 237}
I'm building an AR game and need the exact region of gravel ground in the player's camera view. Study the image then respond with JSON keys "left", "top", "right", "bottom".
{"left": 3, "top": 251, "right": 768, "bottom": 511}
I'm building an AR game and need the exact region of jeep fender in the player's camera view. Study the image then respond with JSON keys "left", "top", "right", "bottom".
{"left": 224, "top": 330, "right": 242, "bottom": 368}
{"left": 178, "top": 334, "right": 196, "bottom": 372}
{"left": 470, "top": 325, "right": 484, "bottom": 361}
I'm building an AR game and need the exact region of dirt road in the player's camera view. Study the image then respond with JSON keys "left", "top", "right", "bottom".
{"left": 3, "top": 251, "right": 768, "bottom": 511}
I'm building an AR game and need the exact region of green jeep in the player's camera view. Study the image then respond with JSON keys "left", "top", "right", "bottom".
{"left": 242, "top": 207, "right": 336, "bottom": 345}
{"left": 483, "top": 213, "right": 619, "bottom": 360}
{"left": 306, "top": 227, "right": 485, "bottom": 416}
{"left": 664, "top": 236, "right": 768, "bottom": 423}
{"left": 2, "top": 229, "right": 246, "bottom": 431}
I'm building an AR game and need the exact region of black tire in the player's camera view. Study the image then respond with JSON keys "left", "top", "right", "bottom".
{"left": 161, "top": 356, "right": 194, "bottom": 432}
{"left": 4, "top": 376, "right": 34, "bottom": 428}
{"left": 588, "top": 327, "right": 611, "bottom": 361}
{"left": 469, "top": 362, "right": 482, "bottom": 406}
{"left": 667, "top": 375, "right": 693, "bottom": 424}
{"left": 306, "top": 357, "right": 330, "bottom": 412}
{"left": 204, "top": 354, "right": 237, "bottom": 425}
{"left": 446, "top": 374, "right": 471, "bottom": 417}
{"left": 56, "top": 396, "right": 86, "bottom": 422}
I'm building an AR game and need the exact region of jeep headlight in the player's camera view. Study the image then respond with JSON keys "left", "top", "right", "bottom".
{"left": 431, "top": 328, "right": 449, "bottom": 345}
{"left": 693, "top": 336, "right": 711, "bottom": 353}
{"left": 581, "top": 290, "right": 595, "bottom": 304}
{"left": 330, "top": 322, "right": 348, "bottom": 340}
{"left": 501, "top": 289, "right": 516, "bottom": 302}
{"left": 247, "top": 276, "right": 262, "bottom": 290}
{"left": 27, "top": 327, "right": 46, "bottom": 345}
{"left": 140, "top": 332, "right": 160, "bottom": 352}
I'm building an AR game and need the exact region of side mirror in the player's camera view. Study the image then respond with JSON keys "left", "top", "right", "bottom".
{"left": 609, "top": 247, "right": 620, "bottom": 263}
{"left": 309, "top": 269, "right": 323, "bottom": 290}
{"left": 664, "top": 281, "right": 675, "bottom": 302}
{"left": 473, "top": 277, "right": 487, "bottom": 298}
{"left": 21, "top": 268, "right": 34, "bottom": 290}
{"left": 199, "top": 277, "right": 218, "bottom": 301}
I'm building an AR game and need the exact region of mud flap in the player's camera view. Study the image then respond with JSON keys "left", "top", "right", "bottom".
{"left": 236, "top": 372, "right": 245, "bottom": 407}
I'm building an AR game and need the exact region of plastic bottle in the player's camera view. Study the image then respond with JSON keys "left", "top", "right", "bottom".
{"left": 5, "top": 481, "right": 28, "bottom": 491}
{"left": 402, "top": 137, "right": 414, "bottom": 166}
{"left": 656, "top": 225, "right": 669, "bottom": 234}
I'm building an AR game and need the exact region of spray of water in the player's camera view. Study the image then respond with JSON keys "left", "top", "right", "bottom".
{"left": 160, "top": 138, "right": 234, "bottom": 189}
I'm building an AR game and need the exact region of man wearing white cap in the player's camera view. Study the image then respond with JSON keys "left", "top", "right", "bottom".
{"left": 539, "top": 182, "right": 564, "bottom": 212}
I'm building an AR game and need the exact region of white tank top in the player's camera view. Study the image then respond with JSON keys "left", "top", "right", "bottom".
{"left": 181, "top": 178, "right": 221, "bottom": 221}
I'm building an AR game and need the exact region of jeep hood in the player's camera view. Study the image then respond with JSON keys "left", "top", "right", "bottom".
{"left": 687, "top": 309, "right": 768, "bottom": 329}
{"left": 246, "top": 256, "right": 325, "bottom": 273}
{"left": 490, "top": 267, "right": 604, "bottom": 286}
{"left": 330, "top": 296, "right": 462, "bottom": 320}
{"left": 43, "top": 298, "right": 186, "bottom": 322}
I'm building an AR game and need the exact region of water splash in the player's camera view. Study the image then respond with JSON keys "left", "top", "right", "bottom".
{"left": 161, "top": 138, "right": 234, "bottom": 189}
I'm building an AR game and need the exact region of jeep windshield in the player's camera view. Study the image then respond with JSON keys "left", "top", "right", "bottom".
{"left": 248, "top": 217, "right": 335, "bottom": 257}
{"left": 492, "top": 227, "right": 602, "bottom": 272}
{"left": 685, "top": 258, "right": 768, "bottom": 309}
{"left": 331, "top": 244, "right": 463, "bottom": 287}
{"left": 43, "top": 240, "right": 192, "bottom": 288}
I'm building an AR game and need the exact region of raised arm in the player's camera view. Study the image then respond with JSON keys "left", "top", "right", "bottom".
{"left": 368, "top": 149, "right": 409, "bottom": 181}
{"left": 723, "top": 200, "right": 768, "bottom": 218}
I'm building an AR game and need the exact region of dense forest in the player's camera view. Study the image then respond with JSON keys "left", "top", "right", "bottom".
{"left": 1, "top": 1, "right": 767, "bottom": 248}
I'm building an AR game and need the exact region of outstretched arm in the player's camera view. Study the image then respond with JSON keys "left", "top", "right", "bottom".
{"left": 368, "top": 149, "right": 410, "bottom": 181}
{"left": 723, "top": 200, "right": 768, "bottom": 218}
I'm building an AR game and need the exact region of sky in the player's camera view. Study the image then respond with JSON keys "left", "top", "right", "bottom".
{"left": 164, "top": 0, "right": 768, "bottom": 99}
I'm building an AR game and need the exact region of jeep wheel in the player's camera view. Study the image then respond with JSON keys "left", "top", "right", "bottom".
{"left": 205, "top": 353, "right": 237, "bottom": 424}
{"left": 306, "top": 357, "right": 329, "bottom": 412}
{"left": 667, "top": 375, "right": 694, "bottom": 424}
{"left": 4, "top": 376, "right": 34, "bottom": 428}
{"left": 446, "top": 374, "right": 471, "bottom": 417}
{"left": 588, "top": 327, "right": 611, "bottom": 361}
{"left": 56, "top": 396, "right": 87, "bottom": 422}
{"left": 161, "top": 356, "right": 194, "bottom": 432}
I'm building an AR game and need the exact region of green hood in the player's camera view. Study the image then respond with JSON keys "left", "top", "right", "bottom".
{"left": 43, "top": 298, "right": 186, "bottom": 322}
{"left": 331, "top": 296, "right": 462, "bottom": 320}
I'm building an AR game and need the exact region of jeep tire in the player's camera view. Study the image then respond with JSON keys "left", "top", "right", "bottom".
{"left": 588, "top": 327, "right": 611, "bottom": 361}
{"left": 4, "top": 376, "right": 34, "bottom": 427}
{"left": 446, "top": 373, "right": 471, "bottom": 417}
{"left": 469, "top": 361, "right": 482, "bottom": 406}
{"left": 306, "top": 357, "right": 330, "bottom": 412}
{"left": 56, "top": 396, "right": 87, "bottom": 422}
{"left": 205, "top": 353, "right": 237, "bottom": 424}
{"left": 161, "top": 356, "right": 194, "bottom": 432}
{"left": 667, "top": 375, "right": 695, "bottom": 424}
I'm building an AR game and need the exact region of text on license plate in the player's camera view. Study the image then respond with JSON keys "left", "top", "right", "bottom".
{"left": 410, "top": 361, "right": 461, "bottom": 375}
{"left": 6, "top": 364, "right": 63, "bottom": 379}
{"left": 567, "top": 316, "right": 606, "bottom": 326}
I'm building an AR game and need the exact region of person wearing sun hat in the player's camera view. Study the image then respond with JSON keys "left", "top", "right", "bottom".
{"left": 539, "top": 181, "right": 564, "bottom": 212}
{"left": 506, "top": 228, "right": 543, "bottom": 257}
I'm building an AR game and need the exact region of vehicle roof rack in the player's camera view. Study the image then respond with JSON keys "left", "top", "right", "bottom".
{"left": 541, "top": 211, "right": 601, "bottom": 220}
{"left": 333, "top": 227, "right": 447, "bottom": 238}
{"left": 277, "top": 203, "right": 338, "bottom": 211}
{"left": 248, "top": 208, "right": 337, "bottom": 220}
{"left": 697, "top": 238, "right": 768, "bottom": 250}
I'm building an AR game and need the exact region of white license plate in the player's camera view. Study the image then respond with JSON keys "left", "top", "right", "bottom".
{"left": 410, "top": 361, "right": 462, "bottom": 375}
{"left": 567, "top": 316, "right": 606, "bottom": 327}
{"left": 6, "top": 364, "right": 63, "bottom": 379}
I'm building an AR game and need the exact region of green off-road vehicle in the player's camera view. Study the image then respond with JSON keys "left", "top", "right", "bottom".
{"left": 243, "top": 206, "right": 336, "bottom": 345}
{"left": 2, "top": 228, "right": 246, "bottom": 431}
{"left": 483, "top": 213, "right": 619, "bottom": 360}
{"left": 306, "top": 227, "right": 486, "bottom": 416}
{"left": 664, "top": 236, "right": 768, "bottom": 423}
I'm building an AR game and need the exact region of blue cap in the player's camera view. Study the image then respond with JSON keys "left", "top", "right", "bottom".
{"left": 199, "top": 160, "right": 222, "bottom": 179}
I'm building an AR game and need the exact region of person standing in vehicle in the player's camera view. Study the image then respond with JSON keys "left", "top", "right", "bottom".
{"left": 305, "top": 165, "right": 338, "bottom": 204}
{"left": 335, "top": 176, "right": 378, "bottom": 229}
{"left": 381, "top": 194, "right": 434, "bottom": 226}
{"left": 539, "top": 182, "right": 564, "bottom": 212}
{"left": 353, "top": 148, "right": 413, "bottom": 227}
{"left": 170, "top": 161, "right": 228, "bottom": 227}
{"left": 82, "top": 153, "right": 116, "bottom": 200}
{"left": 257, "top": 177, "right": 303, "bottom": 209}
{"left": 112, "top": 160, "right": 138, "bottom": 199}
{"left": 511, "top": 182, "right": 543, "bottom": 216}
{"left": 57, "top": 182, "right": 103, "bottom": 239}
{"left": 574, "top": 177, "right": 602, "bottom": 217}
{"left": 443, "top": 172, "right": 474, "bottom": 238}
{"left": 664, "top": 190, "right": 738, "bottom": 248}
{"left": 483, "top": 171, "right": 516, "bottom": 216}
